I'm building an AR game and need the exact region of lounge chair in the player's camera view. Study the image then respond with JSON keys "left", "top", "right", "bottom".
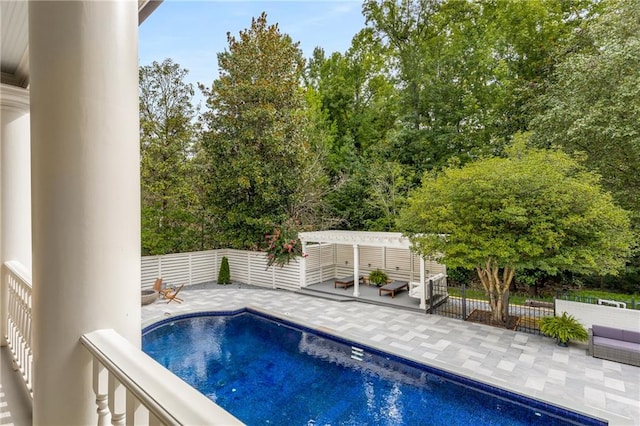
{"left": 334, "top": 275, "right": 364, "bottom": 289}
{"left": 378, "top": 280, "right": 409, "bottom": 298}
{"left": 152, "top": 278, "right": 172, "bottom": 299}
{"left": 165, "top": 284, "right": 185, "bottom": 304}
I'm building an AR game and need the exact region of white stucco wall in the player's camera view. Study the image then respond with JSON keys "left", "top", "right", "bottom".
{"left": 555, "top": 299, "right": 640, "bottom": 331}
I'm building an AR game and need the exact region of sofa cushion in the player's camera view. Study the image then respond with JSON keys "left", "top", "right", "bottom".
{"left": 593, "top": 336, "right": 640, "bottom": 352}
{"left": 592, "top": 325, "right": 624, "bottom": 340}
{"left": 622, "top": 329, "right": 640, "bottom": 344}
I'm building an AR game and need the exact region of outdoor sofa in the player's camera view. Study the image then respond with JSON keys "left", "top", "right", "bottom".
{"left": 588, "top": 324, "right": 640, "bottom": 367}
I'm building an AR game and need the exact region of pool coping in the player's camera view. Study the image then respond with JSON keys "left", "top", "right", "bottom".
{"left": 143, "top": 304, "right": 615, "bottom": 425}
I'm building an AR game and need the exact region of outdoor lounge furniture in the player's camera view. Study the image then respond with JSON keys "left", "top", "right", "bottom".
{"left": 588, "top": 325, "right": 640, "bottom": 366}
{"left": 152, "top": 278, "right": 172, "bottom": 299}
{"left": 165, "top": 284, "right": 185, "bottom": 304}
{"left": 408, "top": 273, "right": 446, "bottom": 299}
{"left": 379, "top": 280, "right": 409, "bottom": 298}
{"left": 334, "top": 275, "right": 364, "bottom": 289}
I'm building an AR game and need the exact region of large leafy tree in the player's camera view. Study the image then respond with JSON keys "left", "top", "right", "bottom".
{"left": 362, "top": 0, "right": 593, "bottom": 173}
{"left": 530, "top": 0, "right": 640, "bottom": 225}
{"left": 399, "top": 140, "right": 633, "bottom": 322}
{"left": 304, "top": 31, "right": 400, "bottom": 230}
{"left": 139, "top": 59, "right": 200, "bottom": 255}
{"left": 200, "top": 13, "right": 321, "bottom": 249}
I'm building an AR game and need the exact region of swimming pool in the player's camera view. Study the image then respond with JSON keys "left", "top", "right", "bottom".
{"left": 142, "top": 309, "right": 605, "bottom": 425}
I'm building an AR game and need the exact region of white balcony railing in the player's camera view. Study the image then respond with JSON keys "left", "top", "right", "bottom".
{"left": 80, "top": 329, "right": 242, "bottom": 425}
{"left": 1, "top": 260, "right": 242, "bottom": 424}
{"left": 3, "top": 260, "right": 33, "bottom": 395}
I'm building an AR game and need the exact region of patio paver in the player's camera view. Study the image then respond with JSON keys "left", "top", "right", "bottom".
{"left": 143, "top": 287, "right": 640, "bottom": 425}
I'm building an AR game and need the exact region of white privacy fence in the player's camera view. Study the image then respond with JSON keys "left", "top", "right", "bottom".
{"left": 141, "top": 250, "right": 223, "bottom": 289}
{"left": 141, "top": 249, "right": 302, "bottom": 291}
{"left": 2, "top": 260, "right": 33, "bottom": 395}
{"left": 141, "top": 246, "right": 447, "bottom": 292}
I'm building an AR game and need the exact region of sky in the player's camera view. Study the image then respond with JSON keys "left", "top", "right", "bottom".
{"left": 139, "top": 1, "right": 367, "bottom": 105}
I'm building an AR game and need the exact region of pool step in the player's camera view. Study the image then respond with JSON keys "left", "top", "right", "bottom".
{"left": 351, "top": 346, "right": 364, "bottom": 361}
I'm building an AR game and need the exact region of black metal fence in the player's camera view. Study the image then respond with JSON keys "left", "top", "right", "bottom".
{"left": 431, "top": 283, "right": 554, "bottom": 335}
{"left": 556, "top": 293, "right": 638, "bottom": 310}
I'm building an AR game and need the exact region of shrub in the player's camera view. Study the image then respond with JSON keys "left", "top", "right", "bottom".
{"left": 217, "top": 256, "right": 231, "bottom": 285}
{"left": 539, "top": 312, "right": 588, "bottom": 346}
{"left": 368, "top": 269, "right": 388, "bottom": 287}
{"left": 265, "top": 226, "right": 305, "bottom": 268}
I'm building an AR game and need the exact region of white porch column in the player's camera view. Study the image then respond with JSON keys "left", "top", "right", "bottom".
{"left": 0, "top": 84, "right": 32, "bottom": 346}
{"left": 29, "top": 2, "right": 140, "bottom": 424}
{"left": 353, "top": 244, "right": 360, "bottom": 297}
{"left": 419, "top": 256, "right": 426, "bottom": 309}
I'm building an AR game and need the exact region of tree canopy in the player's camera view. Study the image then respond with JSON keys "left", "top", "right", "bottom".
{"left": 199, "top": 13, "right": 324, "bottom": 249}
{"left": 530, "top": 0, "right": 640, "bottom": 224}
{"left": 139, "top": 2, "right": 639, "bottom": 292}
{"left": 139, "top": 59, "right": 200, "bottom": 255}
{"left": 398, "top": 140, "right": 633, "bottom": 320}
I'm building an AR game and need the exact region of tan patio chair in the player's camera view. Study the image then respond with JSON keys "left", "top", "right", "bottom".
{"left": 165, "top": 284, "right": 185, "bottom": 304}
{"left": 152, "top": 278, "right": 172, "bottom": 299}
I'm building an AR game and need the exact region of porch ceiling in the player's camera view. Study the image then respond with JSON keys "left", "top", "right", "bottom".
{"left": 0, "top": 0, "right": 163, "bottom": 89}
{"left": 298, "top": 230, "right": 413, "bottom": 250}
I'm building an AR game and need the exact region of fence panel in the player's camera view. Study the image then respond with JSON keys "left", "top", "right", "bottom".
{"left": 359, "top": 246, "right": 383, "bottom": 269}
{"left": 247, "top": 252, "right": 275, "bottom": 288}
{"left": 432, "top": 284, "right": 550, "bottom": 335}
{"left": 385, "top": 247, "right": 411, "bottom": 274}
{"left": 190, "top": 251, "right": 219, "bottom": 284}
{"left": 224, "top": 250, "right": 250, "bottom": 284}
{"left": 141, "top": 256, "right": 161, "bottom": 289}
{"left": 273, "top": 262, "right": 302, "bottom": 291}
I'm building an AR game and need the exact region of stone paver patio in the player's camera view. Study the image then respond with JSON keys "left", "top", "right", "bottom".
{"left": 143, "top": 287, "right": 640, "bottom": 425}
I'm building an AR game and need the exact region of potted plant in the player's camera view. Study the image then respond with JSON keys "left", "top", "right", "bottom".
{"left": 368, "top": 269, "right": 389, "bottom": 287}
{"left": 539, "top": 312, "right": 588, "bottom": 346}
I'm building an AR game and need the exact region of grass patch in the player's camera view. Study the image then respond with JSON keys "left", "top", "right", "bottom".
{"left": 447, "top": 287, "right": 638, "bottom": 307}
{"left": 564, "top": 289, "right": 638, "bottom": 304}
{"left": 446, "top": 288, "right": 553, "bottom": 306}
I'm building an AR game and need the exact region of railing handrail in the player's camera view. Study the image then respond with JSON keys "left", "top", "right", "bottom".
{"left": 80, "top": 329, "right": 242, "bottom": 425}
{"left": 5, "top": 260, "right": 32, "bottom": 287}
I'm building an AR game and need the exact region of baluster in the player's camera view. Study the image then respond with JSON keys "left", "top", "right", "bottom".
{"left": 25, "top": 309, "right": 32, "bottom": 389}
{"left": 148, "top": 412, "right": 164, "bottom": 426}
{"left": 93, "top": 360, "right": 111, "bottom": 425}
{"left": 7, "top": 278, "right": 15, "bottom": 350}
{"left": 108, "top": 372, "right": 126, "bottom": 426}
{"left": 18, "top": 296, "right": 26, "bottom": 375}
{"left": 126, "top": 391, "right": 148, "bottom": 425}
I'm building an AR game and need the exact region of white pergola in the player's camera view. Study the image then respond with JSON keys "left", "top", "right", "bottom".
{"left": 298, "top": 230, "right": 429, "bottom": 306}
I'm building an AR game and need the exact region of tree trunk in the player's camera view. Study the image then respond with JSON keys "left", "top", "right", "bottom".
{"left": 476, "top": 261, "right": 515, "bottom": 324}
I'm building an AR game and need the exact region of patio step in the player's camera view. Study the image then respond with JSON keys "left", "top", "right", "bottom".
{"left": 295, "top": 288, "right": 355, "bottom": 302}
{"left": 296, "top": 287, "right": 427, "bottom": 314}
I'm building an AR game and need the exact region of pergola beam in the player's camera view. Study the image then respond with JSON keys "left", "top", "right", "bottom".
{"left": 298, "top": 230, "right": 412, "bottom": 249}
{"left": 298, "top": 230, "right": 425, "bottom": 299}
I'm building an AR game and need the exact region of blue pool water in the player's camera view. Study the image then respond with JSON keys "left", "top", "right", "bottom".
{"left": 142, "top": 310, "right": 604, "bottom": 426}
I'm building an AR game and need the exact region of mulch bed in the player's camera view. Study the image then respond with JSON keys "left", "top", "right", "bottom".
{"left": 466, "top": 309, "right": 519, "bottom": 330}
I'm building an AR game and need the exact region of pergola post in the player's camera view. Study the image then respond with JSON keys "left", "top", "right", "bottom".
{"left": 419, "top": 256, "right": 426, "bottom": 309}
{"left": 352, "top": 244, "right": 360, "bottom": 297}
